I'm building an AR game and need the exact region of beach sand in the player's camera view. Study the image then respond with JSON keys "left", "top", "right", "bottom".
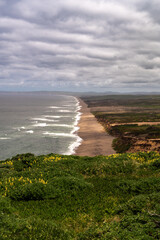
{"left": 75, "top": 98, "right": 115, "bottom": 156}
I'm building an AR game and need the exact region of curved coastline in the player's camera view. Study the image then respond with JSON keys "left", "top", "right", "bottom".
{"left": 64, "top": 97, "right": 83, "bottom": 155}
{"left": 75, "top": 98, "right": 115, "bottom": 156}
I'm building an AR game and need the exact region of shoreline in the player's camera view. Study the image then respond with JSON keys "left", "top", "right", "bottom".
{"left": 74, "top": 98, "right": 115, "bottom": 156}
{"left": 65, "top": 97, "right": 82, "bottom": 155}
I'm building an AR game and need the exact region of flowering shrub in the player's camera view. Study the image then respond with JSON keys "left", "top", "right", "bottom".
{"left": 0, "top": 152, "right": 160, "bottom": 239}
{"left": 0, "top": 176, "right": 48, "bottom": 199}
{"left": 43, "top": 155, "right": 66, "bottom": 162}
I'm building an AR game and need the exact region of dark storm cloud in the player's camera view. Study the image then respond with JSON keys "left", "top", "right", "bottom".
{"left": 0, "top": 0, "right": 160, "bottom": 91}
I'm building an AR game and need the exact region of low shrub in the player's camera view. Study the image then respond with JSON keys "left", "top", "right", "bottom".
{"left": 11, "top": 153, "right": 35, "bottom": 171}
{"left": 116, "top": 178, "right": 160, "bottom": 195}
{"left": 8, "top": 182, "right": 47, "bottom": 200}
{"left": 48, "top": 176, "right": 93, "bottom": 198}
{"left": 112, "top": 137, "right": 132, "bottom": 153}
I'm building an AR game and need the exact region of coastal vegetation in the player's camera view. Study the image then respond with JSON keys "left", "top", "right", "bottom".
{"left": 82, "top": 94, "right": 160, "bottom": 109}
{"left": 0, "top": 152, "right": 160, "bottom": 239}
{"left": 81, "top": 95, "right": 160, "bottom": 153}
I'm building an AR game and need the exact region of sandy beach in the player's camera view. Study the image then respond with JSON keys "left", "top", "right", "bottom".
{"left": 75, "top": 98, "right": 115, "bottom": 157}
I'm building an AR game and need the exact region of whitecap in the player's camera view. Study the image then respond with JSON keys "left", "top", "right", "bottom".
{"left": 0, "top": 137, "right": 11, "bottom": 140}
{"left": 48, "top": 106, "right": 61, "bottom": 109}
{"left": 31, "top": 118, "right": 59, "bottom": 122}
{"left": 33, "top": 123, "right": 48, "bottom": 127}
{"left": 13, "top": 126, "right": 26, "bottom": 131}
{"left": 43, "top": 115, "right": 62, "bottom": 119}
{"left": 43, "top": 132, "right": 76, "bottom": 138}
{"left": 57, "top": 110, "right": 72, "bottom": 113}
{"left": 26, "top": 130, "right": 34, "bottom": 134}
{"left": 50, "top": 124, "right": 73, "bottom": 128}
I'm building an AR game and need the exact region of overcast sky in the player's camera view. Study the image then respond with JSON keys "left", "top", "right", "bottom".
{"left": 0, "top": 0, "right": 160, "bottom": 92}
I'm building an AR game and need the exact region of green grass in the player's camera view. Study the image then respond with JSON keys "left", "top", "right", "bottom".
{"left": 82, "top": 95, "right": 160, "bottom": 109}
{"left": 0, "top": 152, "right": 160, "bottom": 239}
{"left": 108, "top": 124, "right": 160, "bottom": 138}
{"left": 95, "top": 112, "right": 160, "bottom": 124}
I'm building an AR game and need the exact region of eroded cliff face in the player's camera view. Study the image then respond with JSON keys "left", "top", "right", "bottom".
{"left": 95, "top": 119, "right": 160, "bottom": 153}
{"left": 128, "top": 139, "right": 160, "bottom": 153}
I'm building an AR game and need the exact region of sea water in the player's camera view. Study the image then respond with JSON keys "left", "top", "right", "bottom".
{"left": 0, "top": 92, "right": 82, "bottom": 160}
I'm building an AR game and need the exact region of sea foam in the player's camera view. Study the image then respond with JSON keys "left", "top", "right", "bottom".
{"left": 33, "top": 123, "right": 48, "bottom": 127}
{"left": 43, "top": 115, "right": 70, "bottom": 119}
{"left": 43, "top": 132, "right": 76, "bottom": 137}
{"left": 0, "top": 137, "right": 11, "bottom": 140}
{"left": 48, "top": 106, "right": 61, "bottom": 109}
{"left": 65, "top": 135, "right": 82, "bottom": 155}
{"left": 26, "top": 130, "right": 34, "bottom": 134}
{"left": 31, "top": 118, "right": 59, "bottom": 122}
{"left": 48, "top": 124, "right": 73, "bottom": 128}
{"left": 64, "top": 97, "right": 82, "bottom": 155}
{"left": 43, "top": 97, "right": 82, "bottom": 155}
{"left": 43, "top": 115, "right": 62, "bottom": 119}
{"left": 57, "top": 110, "right": 72, "bottom": 113}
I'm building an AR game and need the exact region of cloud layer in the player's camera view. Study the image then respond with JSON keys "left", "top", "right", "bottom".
{"left": 0, "top": 0, "right": 160, "bottom": 91}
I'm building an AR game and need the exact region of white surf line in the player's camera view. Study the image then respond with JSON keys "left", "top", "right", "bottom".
{"left": 31, "top": 118, "right": 59, "bottom": 122}
{"left": 63, "top": 105, "right": 73, "bottom": 107}
{"left": 57, "top": 110, "right": 72, "bottom": 113}
{"left": 43, "top": 115, "right": 62, "bottom": 119}
{"left": 48, "top": 106, "right": 62, "bottom": 109}
{"left": 72, "top": 98, "right": 82, "bottom": 132}
{"left": 0, "top": 137, "right": 11, "bottom": 140}
{"left": 33, "top": 123, "right": 48, "bottom": 127}
{"left": 33, "top": 123, "right": 73, "bottom": 128}
{"left": 43, "top": 132, "right": 76, "bottom": 137}
{"left": 43, "top": 115, "right": 70, "bottom": 118}
{"left": 49, "top": 124, "right": 73, "bottom": 128}
{"left": 65, "top": 135, "right": 82, "bottom": 155}
{"left": 64, "top": 97, "right": 83, "bottom": 155}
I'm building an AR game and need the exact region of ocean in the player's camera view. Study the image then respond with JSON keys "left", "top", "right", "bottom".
{"left": 0, "top": 92, "right": 82, "bottom": 160}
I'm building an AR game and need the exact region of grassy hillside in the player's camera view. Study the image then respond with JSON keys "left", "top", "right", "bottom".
{"left": 0, "top": 152, "right": 160, "bottom": 239}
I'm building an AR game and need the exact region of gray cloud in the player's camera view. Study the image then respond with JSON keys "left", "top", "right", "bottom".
{"left": 0, "top": 0, "right": 160, "bottom": 92}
